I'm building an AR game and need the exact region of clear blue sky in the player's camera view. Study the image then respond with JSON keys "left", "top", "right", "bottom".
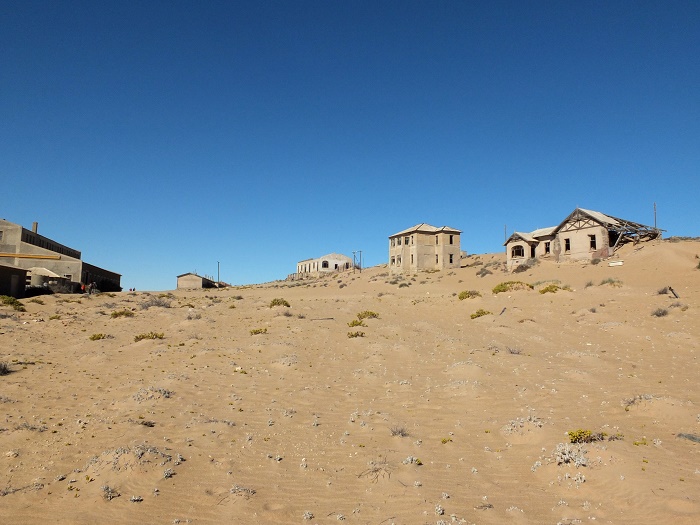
{"left": 2, "top": 1, "right": 698, "bottom": 290}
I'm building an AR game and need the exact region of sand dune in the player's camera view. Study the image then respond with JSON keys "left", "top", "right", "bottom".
{"left": 2, "top": 239, "right": 699, "bottom": 524}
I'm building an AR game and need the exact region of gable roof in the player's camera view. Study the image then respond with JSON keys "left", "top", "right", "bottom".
{"left": 390, "top": 223, "right": 461, "bottom": 237}
{"left": 504, "top": 226, "right": 556, "bottom": 245}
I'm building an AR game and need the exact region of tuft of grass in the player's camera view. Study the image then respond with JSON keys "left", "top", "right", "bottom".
{"left": 269, "top": 298, "right": 290, "bottom": 308}
{"left": 476, "top": 267, "right": 492, "bottom": 277}
{"left": 651, "top": 308, "right": 668, "bottom": 317}
{"left": 584, "top": 280, "right": 594, "bottom": 289}
{"left": 539, "top": 284, "right": 561, "bottom": 294}
{"left": 89, "top": 333, "right": 110, "bottom": 341}
{"left": 492, "top": 281, "right": 533, "bottom": 294}
{"left": 348, "top": 319, "right": 366, "bottom": 328}
{"left": 599, "top": 278, "right": 622, "bottom": 287}
{"left": 250, "top": 328, "right": 267, "bottom": 335}
{"left": 28, "top": 298, "right": 45, "bottom": 305}
{"left": 49, "top": 314, "right": 61, "bottom": 320}
{"left": 140, "top": 296, "right": 171, "bottom": 309}
{"left": 111, "top": 309, "right": 135, "bottom": 318}
{"left": 347, "top": 331, "right": 365, "bottom": 338}
{"left": 390, "top": 426, "right": 409, "bottom": 437}
{"left": 458, "top": 290, "right": 481, "bottom": 300}
{"left": 134, "top": 332, "right": 164, "bottom": 342}
{"left": 0, "top": 295, "right": 26, "bottom": 312}
{"left": 470, "top": 309, "right": 492, "bottom": 320}
{"left": 357, "top": 310, "right": 379, "bottom": 320}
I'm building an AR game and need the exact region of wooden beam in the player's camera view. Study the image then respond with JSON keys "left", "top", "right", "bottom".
{"left": 0, "top": 253, "right": 61, "bottom": 260}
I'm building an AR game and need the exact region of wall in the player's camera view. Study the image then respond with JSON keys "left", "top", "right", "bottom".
{"left": 389, "top": 230, "right": 461, "bottom": 272}
{"left": 0, "top": 264, "right": 27, "bottom": 298}
{"left": 556, "top": 225, "right": 610, "bottom": 262}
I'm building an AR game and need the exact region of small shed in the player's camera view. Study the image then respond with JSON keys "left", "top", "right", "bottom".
{"left": 177, "top": 273, "right": 216, "bottom": 289}
{"left": 0, "top": 263, "right": 28, "bottom": 298}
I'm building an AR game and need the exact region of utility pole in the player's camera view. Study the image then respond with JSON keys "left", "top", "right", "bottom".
{"left": 353, "top": 250, "right": 362, "bottom": 273}
{"left": 217, "top": 261, "right": 220, "bottom": 288}
{"left": 654, "top": 202, "right": 657, "bottom": 230}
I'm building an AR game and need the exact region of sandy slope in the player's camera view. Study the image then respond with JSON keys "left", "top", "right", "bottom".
{"left": 1, "top": 239, "right": 699, "bottom": 525}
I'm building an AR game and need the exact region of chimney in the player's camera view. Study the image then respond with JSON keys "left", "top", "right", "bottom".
{"left": 32, "top": 222, "right": 38, "bottom": 233}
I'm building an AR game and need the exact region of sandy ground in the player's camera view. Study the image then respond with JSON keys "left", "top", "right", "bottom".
{"left": 1, "top": 239, "right": 699, "bottom": 525}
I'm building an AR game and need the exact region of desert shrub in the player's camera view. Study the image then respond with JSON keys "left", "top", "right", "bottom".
{"left": 28, "top": 298, "right": 45, "bottom": 305}
{"left": 357, "top": 310, "right": 379, "bottom": 320}
{"left": 134, "top": 332, "right": 164, "bottom": 342}
{"left": 458, "top": 290, "right": 481, "bottom": 300}
{"left": 140, "top": 296, "right": 171, "bottom": 309}
{"left": 232, "top": 295, "right": 244, "bottom": 300}
{"left": 591, "top": 258, "right": 601, "bottom": 265}
{"left": 476, "top": 268, "right": 492, "bottom": 278}
{"left": 568, "top": 429, "right": 606, "bottom": 444}
{"left": 539, "top": 284, "right": 561, "bottom": 294}
{"left": 49, "top": 314, "right": 61, "bottom": 320}
{"left": 599, "top": 278, "right": 622, "bottom": 287}
{"left": 584, "top": 280, "right": 594, "bottom": 288}
{"left": 390, "top": 426, "right": 409, "bottom": 437}
{"left": 651, "top": 308, "right": 668, "bottom": 317}
{"left": 513, "top": 259, "right": 537, "bottom": 273}
{"left": 348, "top": 319, "right": 366, "bottom": 328}
{"left": 111, "top": 309, "right": 135, "bottom": 318}
{"left": 347, "top": 331, "right": 365, "bottom": 338}
{"left": 492, "top": 281, "right": 533, "bottom": 294}
{"left": 553, "top": 442, "right": 588, "bottom": 467}
{"left": 696, "top": 261, "right": 700, "bottom": 270}
{"left": 24, "top": 286, "right": 54, "bottom": 298}
{"left": 398, "top": 282, "right": 410, "bottom": 288}
{"left": 470, "top": 309, "right": 492, "bottom": 319}
{"left": 89, "top": 333, "right": 110, "bottom": 341}
{"left": 269, "top": 298, "right": 290, "bottom": 308}
{"left": 250, "top": 328, "right": 267, "bottom": 335}
{"left": 0, "top": 296, "right": 26, "bottom": 312}
{"left": 0, "top": 362, "right": 11, "bottom": 376}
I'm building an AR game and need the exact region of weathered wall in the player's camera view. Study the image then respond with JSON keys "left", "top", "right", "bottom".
{"left": 0, "top": 264, "right": 27, "bottom": 298}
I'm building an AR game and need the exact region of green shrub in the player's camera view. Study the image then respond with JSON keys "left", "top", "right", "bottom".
{"left": 134, "top": 332, "right": 164, "bottom": 342}
{"left": 0, "top": 296, "right": 26, "bottom": 312}
{"left": 49, "top": 314, "right": 61, "bottom": 320}
{"left": 348, "top": 319, "right": 366, "bottom": 328}
{"left": 269, "top": 298, "right": 290, "bottom": 308}
{"left": 89, "top": 333, "right": 109, "bottom": 341}
{"left": 250, "top": 328, "right": 267, "bottom": 335}
{"left": 470, "top": 309, "right": 492, "bottom": 319}
{"left": 357, "top": 310, "right": 379, "bottom": 320}
{"left": 347, "top": 331, "right": 365, "bottom": 338}
{"left": 458, "top": 290, "right": 481, "bottom": 300}
{"left": 539, "top": 284, "right": 561, "bottom": 294}
{"left": 28, "top": 298, "right": 45, "bottom": 305}
{"left": 568, "top": 429, "right": 606, "bottom": 444}
{"left": 111, "top": 309, "right": 135, "bottom": 318}
{"left": 492, "top": 281, "right": 533, "bottom": 294}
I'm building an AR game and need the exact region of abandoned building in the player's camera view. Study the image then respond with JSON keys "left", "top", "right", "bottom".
{"left": 291, "top": 253, "right": 355, "bottom": 280}
{"left": 176, "top": 272, "right": 217, "bottom": 289}
{"left": 0, "top": 219, "right": 122, "bottom": 292}
{"left": 504, "top": 208, "right": 662, "bottom": 269}
{"left": 389, "top": 223, "right": 462, "bottom": 272}
{"left": 0, "top": 263, "right": 28, "bottom": 298}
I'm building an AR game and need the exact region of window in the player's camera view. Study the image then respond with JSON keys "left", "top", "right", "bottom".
{"left": 511, "top": 245, "right": 524, "bottom": 258}
{"left": 411, "top": 254, "right": 414, "bottom": 264}
{"left": 435, "top": 254, "right": 439, "bottom": 264}
{"left": 334, "top": 264, "right": 338, "bottom": 270}
{"left": 391, "top": 238, "right": 395, "bottom": 247}
{"left": 0, "top": 230, "right": 3, "bottom": 242}
{"left": 397, "top": 256, "right": 401, "bottom": 265}
{"left": 449, "top": 235, "right": 453, "bottom": 245}
{"left": 435, "top": 235, "right": 439, "bottom": 244}
{"left": 404, "top": 236, "right": 409, "bottom": 245}
{"left": 589, "top": 235, "right": 597, "bottom": 250}
{"left": 322, "top": 260, "right": 329, "bottom": 269}
{"left": 410, "top": 235, "right": 414, "bottom": 244}
{"left": 544, "top": 242, "right": 550, "bottom": 254}
{"left": 391, "top": 256, "right": 395, "bottom": 265}
{"left": 449, "top": 254, "right": 453, "bottom": 263}
{"left": 564, "top": 238, "right": 571, "bottom": 252}
{"left": 397, "top": 237, "right": 402, "bottom": 246}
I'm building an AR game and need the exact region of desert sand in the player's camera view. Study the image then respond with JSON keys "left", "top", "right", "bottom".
{"left": 1, "top": 239, "right": 699, "bottom": 525}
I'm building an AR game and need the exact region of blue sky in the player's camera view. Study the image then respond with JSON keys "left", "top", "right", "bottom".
{"left": 2, "top": 1, "right": 698, "bottom": 290}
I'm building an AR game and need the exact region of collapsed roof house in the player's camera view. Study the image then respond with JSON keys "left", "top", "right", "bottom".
{"left": 505, "top": 208, "right": 662, "bottom": 270}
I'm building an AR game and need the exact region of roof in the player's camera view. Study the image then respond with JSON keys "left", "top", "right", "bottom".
{"left": 27, "top": 267, "right": 62, "bottom": 278}
{"left": 504, "top": 226, "right": 556, "bottom": 245}
{"left": 0, "top": 262, "right": 27, "bottom": 272}
{"left": 176, "top": 272, "right": 212, "bottom": 280}
{"left": 390, "top": 223, "right": 461, "bottom": 237}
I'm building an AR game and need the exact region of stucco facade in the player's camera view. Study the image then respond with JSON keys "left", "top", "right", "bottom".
{"left": 388, "top": 224, "right": 462, "bottom": 272}
{"left": 0, "top": 219, "right": 121, "bottom": 292}
{"left": 505, "top": 208, "right": 661, "bottom": 270}
{"left": 293, "top": 253, "right": 354, "bottom": 279}
{"left": 177, "top": 273, "right": 216, "bottom": 289}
